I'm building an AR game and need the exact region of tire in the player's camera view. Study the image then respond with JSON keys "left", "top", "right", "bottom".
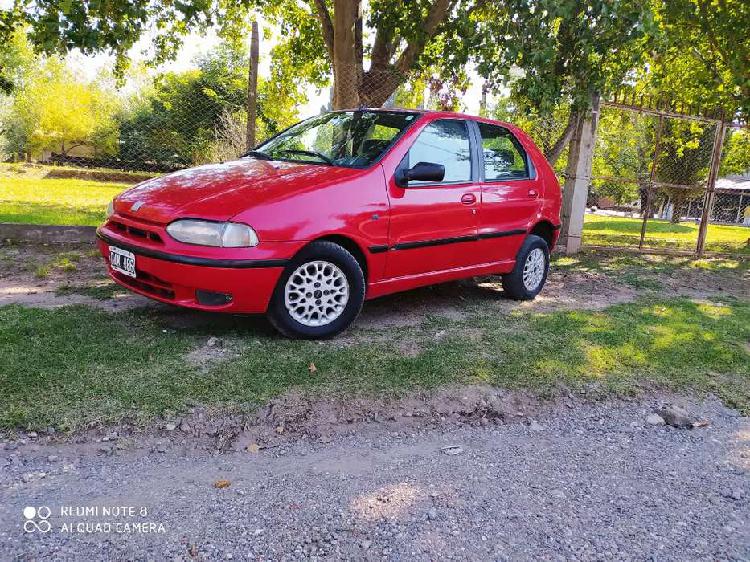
{"left": 267, "top": 241, "right": 365, "bottom": 339}
{"left": 501, "top": 234, "right": 550, "bottom": 300}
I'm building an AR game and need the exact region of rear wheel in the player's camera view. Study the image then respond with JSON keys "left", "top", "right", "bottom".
{"left": 501, "top": 234, "right": 550, "bottom": 300}
{"left": 267, "top": 241, "right": 365, "bottom": 339}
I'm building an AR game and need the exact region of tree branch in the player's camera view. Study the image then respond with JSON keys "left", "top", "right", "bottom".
{"left": 371, "top": 28, "right": 393, "bottom": 69}
{"left": 546, "top": 110, "right": 580, "bottom": 166}
{"left": 310, "top": 0, "right": 334, "bottom": 61}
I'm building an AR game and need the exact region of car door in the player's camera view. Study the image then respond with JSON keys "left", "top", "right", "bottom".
{"left": 473, "top": 121, "right": 541, "bottom": 263}
{"left": 384, "top": 118, "right": 481, "bottom": 278}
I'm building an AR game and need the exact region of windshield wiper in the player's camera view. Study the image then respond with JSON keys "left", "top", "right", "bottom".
{"left": 276, "top": 149, "right": 333, "bottom": 165}
{"left": 241, "top": 150, "right": 273, "bottom": 161}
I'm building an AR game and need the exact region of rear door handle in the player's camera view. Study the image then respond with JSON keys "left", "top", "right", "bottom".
{"left": 461, "top": 193, "right": 476, "bottom": 205}
{"left": 528, "top": 189, "right": 539, "bottom": 198}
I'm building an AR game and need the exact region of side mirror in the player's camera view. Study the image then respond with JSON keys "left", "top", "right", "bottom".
{"left": 396, "top": 161, "right": 445, "bottom": 187}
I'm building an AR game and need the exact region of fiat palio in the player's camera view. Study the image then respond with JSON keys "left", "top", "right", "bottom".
{"left": 97, "top": 109, "right": 561, "bottom": 338}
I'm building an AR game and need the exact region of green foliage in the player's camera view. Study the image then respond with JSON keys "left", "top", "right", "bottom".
{"left": 474, "top": 0, "right": 654, "bottom": 113}
{"left": 2, "top": 0, "right": 256, "bottom": 76}
{"left": 720, "top": 129, "right": 750, "bottom": 176}
{"left": 2, "top": 294, "right": 749, "bottom": 430}
{"left": 591, "top": 109, "right": 655, "bottom": 204}
{"left": 647, "top": 0, "right": 750, "bottom": 120}
{"left": 6, "top": 57, "right": 120, "bottom": 157}
{"left": 118, "top": 43, "right": 304, "bottom": 166}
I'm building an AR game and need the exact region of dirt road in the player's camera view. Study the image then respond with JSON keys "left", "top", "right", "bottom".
{"left": 2, "top": 396, "right": 748, "bottom": 560}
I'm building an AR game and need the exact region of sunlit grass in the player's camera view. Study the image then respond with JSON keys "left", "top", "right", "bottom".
{"left": 583, "top": 213, "right": 750, "bottom": 254}
{"left": 1, "top": 297, "right": 748, "bottom": 431}
{"left": 0, "top": 176, "right": 128, "bottom": 226}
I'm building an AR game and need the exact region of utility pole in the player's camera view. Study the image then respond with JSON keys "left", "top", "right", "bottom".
{"left": 246, "top": 20, "right": 260, "bottom": 151}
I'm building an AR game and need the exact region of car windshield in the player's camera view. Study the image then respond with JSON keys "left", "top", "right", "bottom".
{"left": 251, "top": 110, "right": 420, "bottom": 168}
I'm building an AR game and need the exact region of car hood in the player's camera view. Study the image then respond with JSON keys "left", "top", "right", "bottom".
{"left": 114, "top": 159, "right": 364, "bottom": 224}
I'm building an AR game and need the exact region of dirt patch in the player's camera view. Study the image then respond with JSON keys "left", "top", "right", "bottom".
{"left": 0, "top": 242, "right": 155, "bottom": 311}
{"left": 0, "top": 242, "right": 746, "bottom": 328}
{"left": 186, "top": 336, "right": 241, "bottom": 371}
{"left": 2, "top": 385, "right": 546, "bottom": 455}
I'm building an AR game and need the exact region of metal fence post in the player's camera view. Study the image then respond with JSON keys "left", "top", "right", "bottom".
{"left": 639, "top": 114, "right": 664, "bottom": 249}
{"left": 696, "top": 121, "right": 727, "bottom": 257}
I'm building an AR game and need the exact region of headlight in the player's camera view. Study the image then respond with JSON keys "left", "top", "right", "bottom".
{"left": 106, "top": 200, "right": 114, "bottom": 218}
{"left": 166, "top": 220, "right": 259, "bottom": 247}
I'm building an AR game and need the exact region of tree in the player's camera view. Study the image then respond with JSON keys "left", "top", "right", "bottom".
{"left": 2, "top": 0, "right": 492, "bottom": 110}
{"left": 8, "top": 57, "right": 120, "bottom": 157}
{"left": 647, "top": 0, "right": 750, "bottom": 121}
{"left": 473, "top": 0, "right": 655, "bottom": 165}
{"left": 0, "top": 0, "right": 251, "bottom": 77}
{"left": 119, "top": 44, "right": 304, "bottom": 167}
{"left": 720, "top": 129, "right": 750, "bottom": 177}
{"left": 591, "top": 110, "right": 654, "bottom": 206}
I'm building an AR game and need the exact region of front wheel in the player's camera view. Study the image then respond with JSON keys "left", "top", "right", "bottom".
{"left": 501, "top": 234, "right": 550, "bottom": 300}
{"left": 267, "top": 241, "right": 365, "bottom": 339}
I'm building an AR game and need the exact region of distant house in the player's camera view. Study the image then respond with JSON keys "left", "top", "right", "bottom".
{"left": 675, "top": 172, "right": 750, "bottom": 225}
{"left": 713, "top": 173, "right": 750, "bottom": 225}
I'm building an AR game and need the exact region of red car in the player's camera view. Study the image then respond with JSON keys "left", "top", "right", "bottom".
{"left": 97, "top": 109, "right": 561, "bottom": 338}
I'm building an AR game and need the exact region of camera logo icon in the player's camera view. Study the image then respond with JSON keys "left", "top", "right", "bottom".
{"left": 23, "top": 506, "right": 52, "bottom": 533}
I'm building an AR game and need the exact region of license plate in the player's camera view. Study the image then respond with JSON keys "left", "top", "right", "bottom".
{"left": 109, "top": 246, "right": 136, "bottom": 278}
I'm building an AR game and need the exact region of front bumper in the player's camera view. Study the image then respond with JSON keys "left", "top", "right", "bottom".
{"left": 97, "top": 228, "right": 292, "bottom": 314}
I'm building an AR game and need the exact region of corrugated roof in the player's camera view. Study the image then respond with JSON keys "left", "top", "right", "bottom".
{"left": 716, "top": 173, "right": 750, "bottom": 191}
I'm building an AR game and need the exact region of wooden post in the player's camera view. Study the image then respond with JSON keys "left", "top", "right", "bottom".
{"left": 246, "top": 20, "right": 260, "bottom": 151}
{"left": 559, "top": 93, "right": 600, "bottom": 253}
{"left": 696, "top": 121, "right": 726, "bottom": 257}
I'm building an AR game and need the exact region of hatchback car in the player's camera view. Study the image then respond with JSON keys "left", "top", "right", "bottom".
{"left": 97, "top": 109, "right": 561, "bottom": 338}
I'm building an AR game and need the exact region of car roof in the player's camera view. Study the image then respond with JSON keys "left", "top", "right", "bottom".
{"left": 332, "top": 107, "right": 516, "bottom": 129}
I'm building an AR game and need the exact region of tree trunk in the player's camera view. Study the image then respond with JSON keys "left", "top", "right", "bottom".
{"left": 670, "top": 196, "right": 683, "bottom": 224}
{"left": 246, "top": 21, "right": 260, "bottom": 151}
{"left": 314, "top": 0, "right": 453, "bottom": 110}
{"left": 332, "top": 0, "right": 362, "bottom": 109}
{"left": 546, "top": 110, "right": 581, "bottom": 166}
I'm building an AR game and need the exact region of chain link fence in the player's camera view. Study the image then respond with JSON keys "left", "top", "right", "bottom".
{"left": 586, "top": 102, "right": 749, "bottom": 256}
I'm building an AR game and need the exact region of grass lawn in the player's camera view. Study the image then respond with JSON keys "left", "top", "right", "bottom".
{"left": 583, "top": 213, "right": 750, "bottom": 255}
{"left": 1, "top": 296, "right": 748, "bottom": 431}
{"left": 0, "top": 176, "right": 128, "bottom": 226}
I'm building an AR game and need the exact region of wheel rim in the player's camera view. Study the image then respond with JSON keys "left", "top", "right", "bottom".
{"left": 284, "top": 260, "right": 350, "bottom": 327}
{"left": 522, "top": 248, "right": 546, "bottom": 291}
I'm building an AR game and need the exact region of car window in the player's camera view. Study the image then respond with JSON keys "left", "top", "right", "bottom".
{"left": 256, "top": 110, "right": 419, "bottom": 168}
{"left": 478, "top": 122, "right": 529, "bottom": 180}
{"left": 407, "top": 119, "right": 472, "bottom": 184}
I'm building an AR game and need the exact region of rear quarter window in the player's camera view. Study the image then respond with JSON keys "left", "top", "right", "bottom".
{"left": 478, "top": 122, "right": 529, "bottom": 181}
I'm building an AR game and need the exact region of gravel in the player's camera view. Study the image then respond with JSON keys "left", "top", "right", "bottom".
{"left": 1, "top": 396, "right": 748, "bottom": 560}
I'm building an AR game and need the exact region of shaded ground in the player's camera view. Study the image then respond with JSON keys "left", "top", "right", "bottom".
{"left": 1, "top": 395, "right": 747, "bottom": 560}
{"left": 1, "top": 243, "right": 748, "bottom": 431}
{"left": 1, "top": 242, "right": 747, "bottom": 321}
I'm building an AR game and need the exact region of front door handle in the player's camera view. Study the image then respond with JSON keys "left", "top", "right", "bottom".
{"left": 461, "top": 193, "right": 476, "bottom": 205}
{"left": 528, "top": 189, "right": 539, "bottom": 198}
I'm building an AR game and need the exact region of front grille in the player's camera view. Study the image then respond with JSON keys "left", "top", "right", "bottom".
{"left": 113, "top": 271, "right": 175, "bottom": 300}
{"left": 109, "top": 220, "right": 163, "bottom": 243}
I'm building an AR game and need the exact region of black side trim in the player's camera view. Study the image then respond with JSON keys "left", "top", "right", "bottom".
{"left": 395, "top": 234, "right": 477, "bottom": 251}
{"left": 97, "top": 230, "right": 289, "bottom": 269}
{"left": 477, "top": 229, "right": 527, "bottom": 240}
{"left": 367, "top": 229, "right": 525, "bottom": 253}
